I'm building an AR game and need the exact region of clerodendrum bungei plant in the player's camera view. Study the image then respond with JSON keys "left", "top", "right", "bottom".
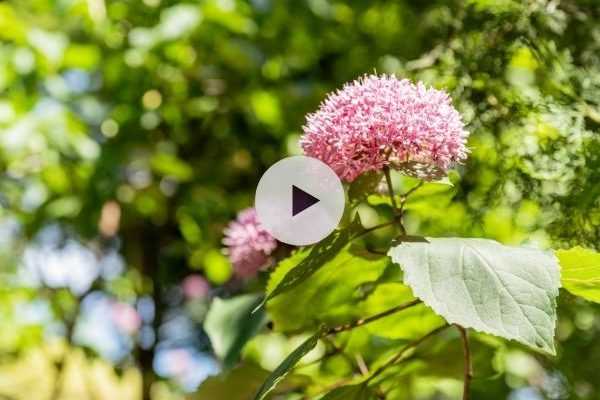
{"left": 211, "top": 75, "right": 600, "bottom": 400}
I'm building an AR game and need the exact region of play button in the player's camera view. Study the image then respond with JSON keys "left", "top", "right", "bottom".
{"left": 292, "top": 185, "right": 319, "bottom": 216}
{"left": 255, "top": 156, "right": 345, "bottom": 246}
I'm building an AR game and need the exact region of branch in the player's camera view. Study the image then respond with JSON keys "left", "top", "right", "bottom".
{"left": 322, "top": 336, "right": 358, "bottom": 373}
{"left": 456, "top": 324, "right": 472, "bottom": 400}
{"left": 294, "top": 301, "right": 422, "bottom": 373}
{"left": 366, "top": 324, "right": 450, "bottom": 383}
{"left": 324, "top": 300, "right": 421, "bottom": 336}
{"left": 405, "top": 45, "right": 444, "bottom": 71}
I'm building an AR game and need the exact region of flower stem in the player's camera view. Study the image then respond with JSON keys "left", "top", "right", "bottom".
{"left": 383, "top": 167, "right": 406, "bottom": 235}
{"left": 456, "top": 324, "right": 473, "bottom": 400}
{"left": 383, "top": 167, "right": 400, "bottom": 213}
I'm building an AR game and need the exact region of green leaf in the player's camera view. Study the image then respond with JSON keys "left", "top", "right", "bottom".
{"left": 150, "top": 153, "right": 194, "bottom": 182}
{"left": 388, "top": 238, "right": 560, "bottom": 355}
{"left": 267, "top": 245, "right": 391, "bottom": 332}
{"left": 254, "top": 329, "right": 323, "bottom": 400}
{"left": 362, "top": 283, "right": 445, "bottom": 340}
{"left": 402, "top": 181, "right": 457, "bottom": 212}
{"left": 204, "top": 294, "right": 267, "bottom": 369}
{"left": 320, "top": 383, "right": 375, "bottom": 400}
{"left": 194, "top": 364, "right": 269, "bottom": 400}
{"left": 348, "top": 171, "right": 383, "bottom": 204}
{"left": 63, "top": 44, "right": 101, "bottom": 70}
{"left": 265, "top": 216, "right": 363, "bottom": 302}
{"left": 194, "top": 363, "right": 306, "bottom": 400}
{"left": 557, "top": 246, "right": 600, "bottom": 303}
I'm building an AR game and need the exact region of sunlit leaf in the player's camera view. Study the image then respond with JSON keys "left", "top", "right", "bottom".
{"left": 265, "top": 216, "right": 363, "bottom": 303}
{"left": 267, "top": 245, "right": 390, "bottom": 332}
{"left": 557, "top": 246, "right": 600, "bottom": 303}
{"left": 204, "top": 294, "right": 267, "bottom": 369}
{"left": 362, "top": 283, "right": 444, "bottom": 340}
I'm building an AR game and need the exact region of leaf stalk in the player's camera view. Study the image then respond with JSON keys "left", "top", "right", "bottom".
{"left": 456, "top": 324, "right": 473, "bottom": 400}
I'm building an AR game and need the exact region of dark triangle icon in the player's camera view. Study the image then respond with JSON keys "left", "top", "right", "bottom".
{"left": 292, "top": 185, "right": 320, "bottom": 216}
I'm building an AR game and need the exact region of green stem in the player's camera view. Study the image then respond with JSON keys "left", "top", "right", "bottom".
{"left": 383, "top": 167, "right": 406, "bottom": 235}
{"left": 399, "top": 181, "right": 424, "bottom": 213}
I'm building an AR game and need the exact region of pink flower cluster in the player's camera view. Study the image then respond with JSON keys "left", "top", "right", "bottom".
{"left": 300, "top": 74, "right": 469, "bottom": 182}
{"left": 223, "top": 208, "right": 277, "bottom": 278}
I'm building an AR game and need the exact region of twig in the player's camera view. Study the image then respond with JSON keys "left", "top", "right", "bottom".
{"left": 366, "top": 324, "right": 450, "bottom": 383}
{"left": 405, "top": 45, "right": 444, "bottom": 71}
{"left": 322, "top": 336, "right": 358, "bottom": 374}
{"left": 357, "top": 219, "right": 398, "bottom": 237}
{"left": 324, "top": 300, "right": 421, "bottom": 336}
{"left": 365, "top": 246, "right": 388, "bottom": 256}
{"left": 400, "top": 181, "right": 424, "bottom": 204}
{"left": 297, "top": 302, "right": 421, "bottom": 372}
{"left": 456, "top": 325, "right": 472, "bottom": 400}
{"left": 355, "top": 354, "right": 369, "bottom": 376}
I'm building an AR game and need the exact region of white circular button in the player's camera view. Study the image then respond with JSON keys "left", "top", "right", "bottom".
{"left": 255, "top": 156, "right": 345, "bottom": 246}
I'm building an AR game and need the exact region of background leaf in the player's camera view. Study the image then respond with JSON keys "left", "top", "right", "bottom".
{"left": 204, "top": 294, "right": 267, "bottom": 369}
{"left": 349, "top": 171, "right": 383, "bottom": 205}
{"left": 320, "top": 383, "right": 375, "bottom": 400}
{"left": 557, "top": 246, "right": 600, "bottom": 303}
{"left": 195, "top": 363, "right": 306, "bottom": 400}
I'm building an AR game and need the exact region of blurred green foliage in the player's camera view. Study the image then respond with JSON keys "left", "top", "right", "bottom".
{"left": 1, "top": 0, "right": 600, "bottom": 399}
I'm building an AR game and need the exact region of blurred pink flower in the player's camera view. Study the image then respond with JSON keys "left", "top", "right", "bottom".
{"left": 182, "top": 275, "right": 210, "bottom": 300}
{"left": 163, "top": 348, "right": 192, "bottom": 377}
{"left": 300, "top": 74, "right": 469, "bottom": 182}
{"left": 111, "top": 302, "right": 142, "bottom": 335}
{"left": 223, "top": 208, "right": 277, "bottom": 278}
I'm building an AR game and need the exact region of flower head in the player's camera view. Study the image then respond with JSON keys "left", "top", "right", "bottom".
{"left": 300, "top": 74, "right": 469, "bottom": 181}
{"left": 223, "top": 208, "right": 277, "bottom": 278}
